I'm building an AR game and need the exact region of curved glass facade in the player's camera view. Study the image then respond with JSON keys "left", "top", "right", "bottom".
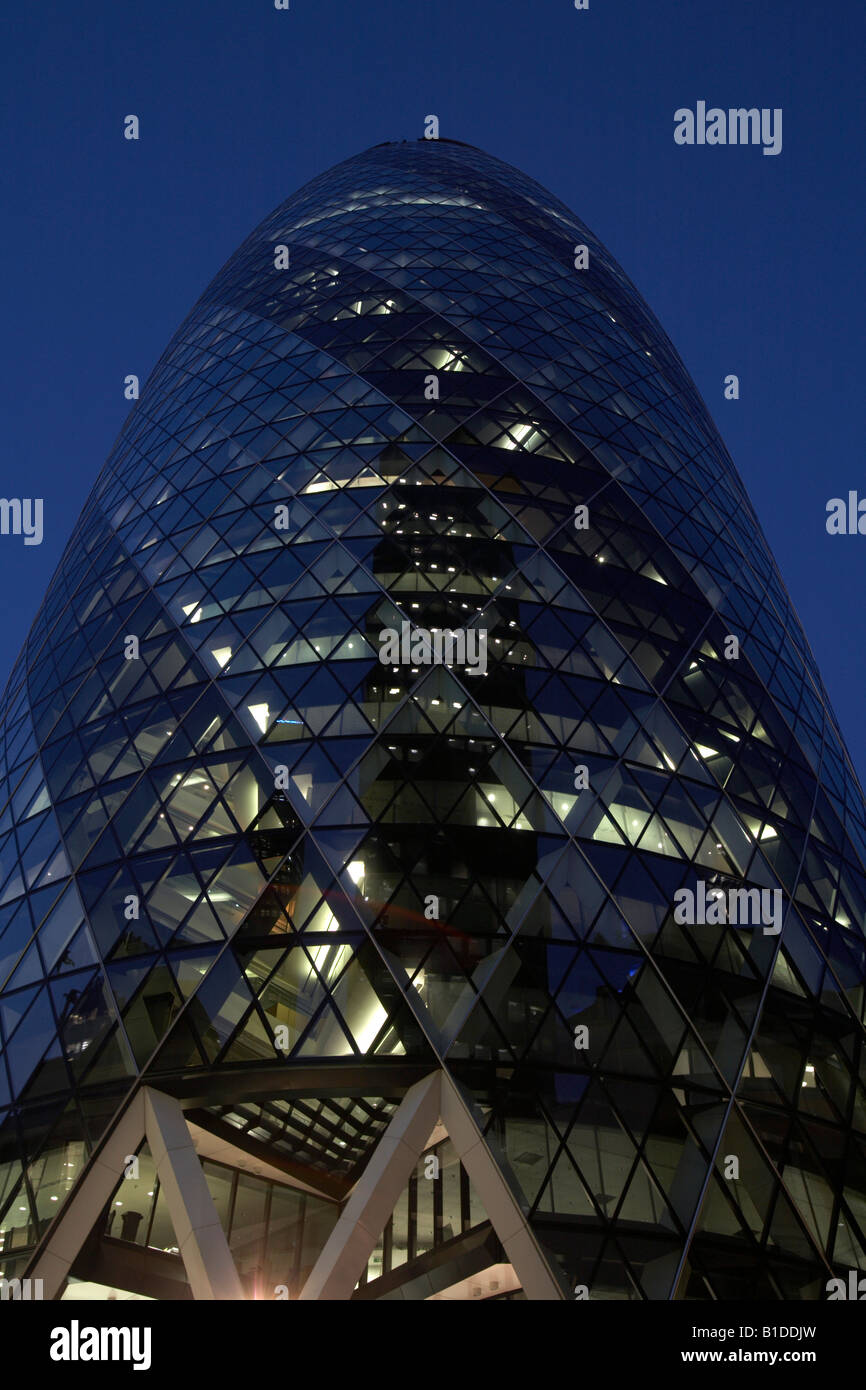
{"left": 1, "top": 137, "right": 865, "bottom": 1300}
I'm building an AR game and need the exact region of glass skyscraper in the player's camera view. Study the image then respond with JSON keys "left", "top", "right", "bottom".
{"left": 2, "top": 138, "right": 865, "bottom": 1302}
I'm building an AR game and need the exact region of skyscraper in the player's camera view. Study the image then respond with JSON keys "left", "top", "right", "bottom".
{"left": 2, "top": 138, "right": 865, "bottom": 1301}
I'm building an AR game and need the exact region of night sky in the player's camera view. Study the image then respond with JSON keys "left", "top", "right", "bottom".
{"left": 2, "top": 0, "right": 865, "bottom": 779}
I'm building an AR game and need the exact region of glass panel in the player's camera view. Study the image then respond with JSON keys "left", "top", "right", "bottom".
{"left": 228, "top": 1172, "right": 266, "bottom": 1277}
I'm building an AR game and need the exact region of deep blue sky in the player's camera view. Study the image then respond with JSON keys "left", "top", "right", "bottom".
{"left": 2, "top": 0, "right": 865, "bottom": 780}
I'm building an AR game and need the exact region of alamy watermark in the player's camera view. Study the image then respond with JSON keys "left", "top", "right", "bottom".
{"left": 826, "top": 493, "right": 866, "bottom": 535}
{"left": 0, "top": 1277, "right": 42, "bottom": 1299}
{"left": 378, "top": 621, "right": 488, "bottom": 676}
{"left": 674, "top": 882, "right": 782, "bottom": 935}
{"left": 50, "top": 1321, "right": 151, "bottom": 1370}
{"left": 0, "top": 498, "right": 42, "bottom": 545}
{"left": 674, "top": 103, "right": 782, "bottom": 156}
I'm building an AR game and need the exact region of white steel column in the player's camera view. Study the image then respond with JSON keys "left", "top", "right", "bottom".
{"left": 143, "top": 1087, "right": 245, "bottom": 1300}
{"left": 27, "top": 1090, "right": 146, "bottom": 1301}
{"left": 28, "top": 1085, "right": 246, "bottom": 1301}
{"left": 300, "top": 1067, "right": 567, "bottom": 1301}
{"left": 439, "top": 1070, "right": 567, "bottom": 1300}
{"left": 299, "top": 1070, "right": 442, "bottom": 1300}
